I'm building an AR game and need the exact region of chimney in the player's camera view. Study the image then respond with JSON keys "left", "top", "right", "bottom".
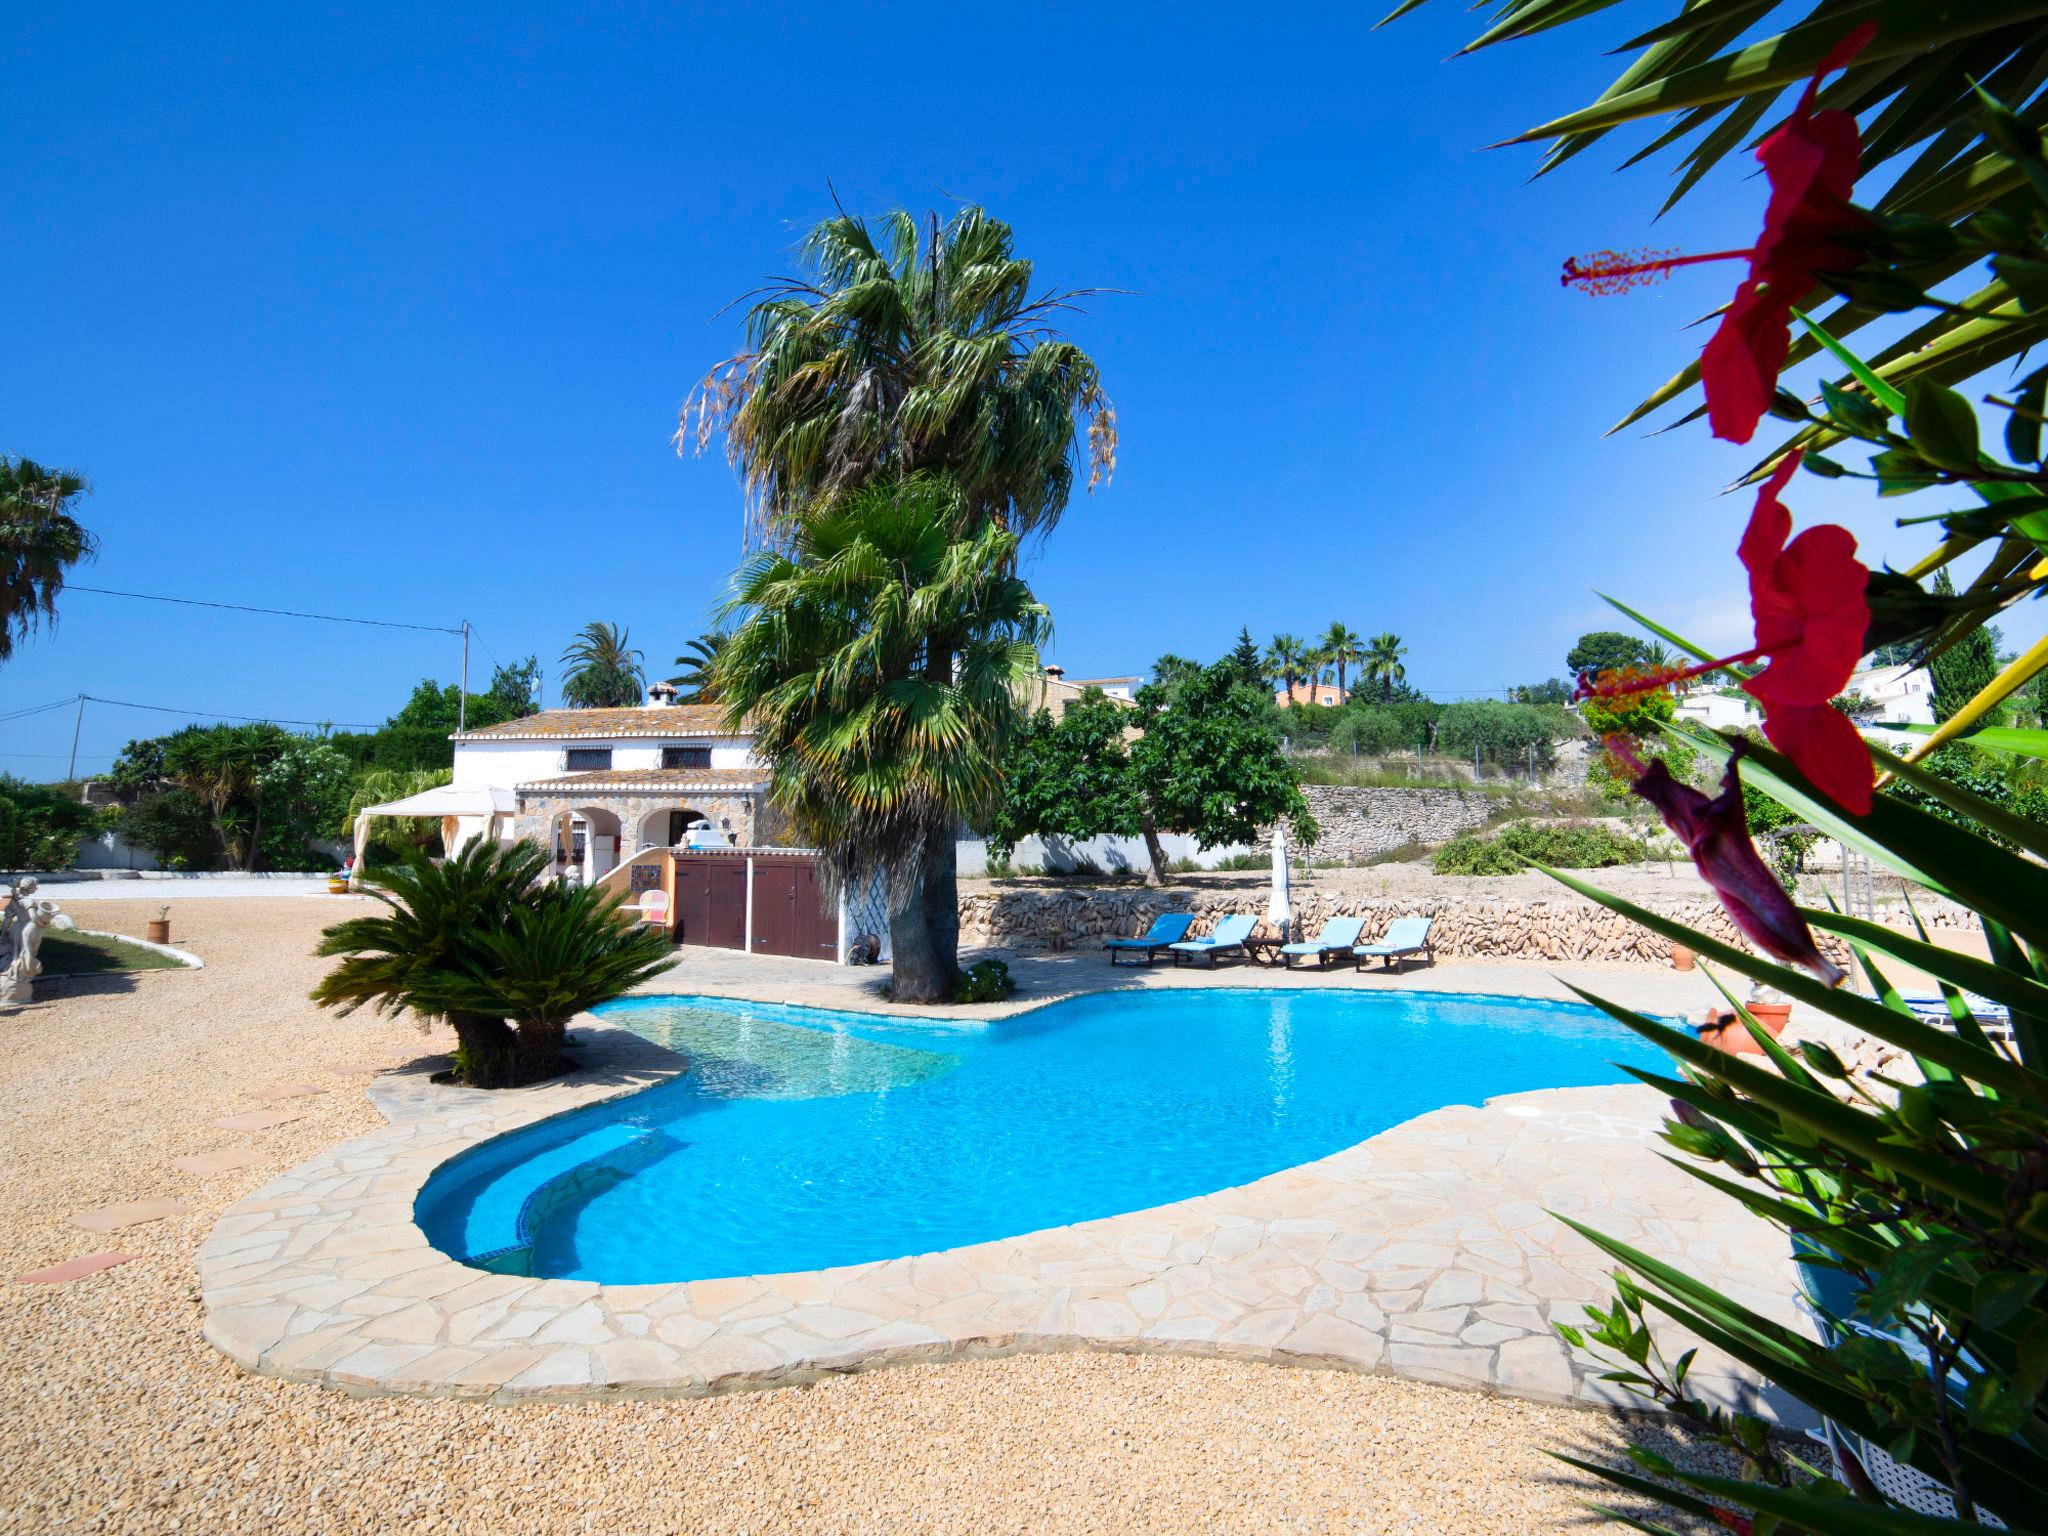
{"left": 646, "top": 682, "right": 679, "bottom": 707}
{"left": 1043, "top": 665, "right": 1065, "bottom": 680}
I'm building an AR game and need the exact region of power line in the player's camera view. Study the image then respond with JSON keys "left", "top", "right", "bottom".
{"left": 80, "top": 694, "right": 380, "bottom": 729}
{"left": 67, "top": 585, "right": 464, "bottom": 636}
{"left": 0, "top": 697, "right": 77, "bottom": 723}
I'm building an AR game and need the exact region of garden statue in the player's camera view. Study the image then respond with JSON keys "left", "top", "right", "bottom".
{"left": 0, "top": 878, "right": 75, "bottom": 1006}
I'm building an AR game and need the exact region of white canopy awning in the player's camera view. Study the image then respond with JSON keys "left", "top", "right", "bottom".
{"left": 357, "top": 785, "right": 516, "bottom": 820}
{"left": 351, "top": 785, "right": 518, "bottom": 877}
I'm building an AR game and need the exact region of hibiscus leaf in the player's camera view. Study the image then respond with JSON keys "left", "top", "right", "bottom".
{"left": 1546, "top": 876, "right": 2040, "bottom": 1100}
{"left": 1592, "top": 592, "right": 1721, "bottom": 667}
{"left": 1803, "top": 910, "right": 2048, "bottom": 1023}
{"left": 1865, "top": 723, "right": 2048, "bottom": 759}
{"left": 1902, "top": 378, "right": 1983, "bottom": 470}
{"left": 1666, "top": 725, "right": 2048, "bottom": 949}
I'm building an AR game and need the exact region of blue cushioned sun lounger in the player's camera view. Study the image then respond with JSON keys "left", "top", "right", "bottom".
{"left": 1352, "top": 915, "right": 1435, "bottom": 971}
{"left": 1103, "top": 912, "right": 1196, "bottom": 967}
{"left": 1277, "top": 916, "right": 1366, "bottom": 970}
{"left": 1168, "top": 913, "right": 1257, "bottom": 967}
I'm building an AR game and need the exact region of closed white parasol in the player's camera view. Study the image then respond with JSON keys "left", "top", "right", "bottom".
{"left": 1266, "top": 828, "right": 1291, "bottom": 943}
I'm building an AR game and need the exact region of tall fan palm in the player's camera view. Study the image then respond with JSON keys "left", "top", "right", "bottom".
{"left": 0, "top": 456, "right": 95, "bottom": 664}
{"left": 1266, "top": 634, "right": 1311, "bottom": 703}
{"left": 558, "top": 622, "right": 645, "bottom": 709}
{"left": 668, "top": 631, "right": 729, "bottom": 704}
{"left": 681, "top": 204, "right": 1117, "bottom": 541}
{"left": 1364, "top": 632, "right": 1410, "bottom": 704}
{"left": 716, "top": 475, "right": 1049, "bottom": 1001}
{"left": 1320, "top": 623, "right": 1364, "bottom": 702}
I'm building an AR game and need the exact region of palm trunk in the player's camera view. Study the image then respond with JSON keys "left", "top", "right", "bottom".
{"left": 448, "top": 1013, "right": 520, "bottom": 1087}
{"left": 919, "top": 831, "right": 959, "bottom": 981}
{"left": 513, "top": 1017, "right": 569, "bottom": 1083}
{"left": 244, "top": 797, "right": 264, "bottom": 872}
{"left": 888, "top": 867, "right": 950, "bottom": 1003}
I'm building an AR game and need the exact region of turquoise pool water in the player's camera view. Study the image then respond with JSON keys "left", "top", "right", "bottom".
{"left": 415, "top": 989, "right": 1668, "bottom": 1285}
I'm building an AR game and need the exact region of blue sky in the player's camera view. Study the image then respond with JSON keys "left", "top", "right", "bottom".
{"left": 4, "top": 2, "right": 2036, "bottom": 777}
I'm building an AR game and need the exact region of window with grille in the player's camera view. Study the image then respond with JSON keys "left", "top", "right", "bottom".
{"left": 565, "top": 748, "right": 613, "bottom": 772}
{"left": 661, "top": 745, "right": 711, "bottom": 770}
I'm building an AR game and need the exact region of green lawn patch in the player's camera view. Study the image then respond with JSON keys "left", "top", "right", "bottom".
{"left": 37, "top": 930, "right": 188, "bottom": 975}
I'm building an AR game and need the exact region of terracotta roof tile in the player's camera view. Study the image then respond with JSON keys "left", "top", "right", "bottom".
{"left": 454, "top": 706, "right": 736, "bottom": 740}
{"left": 513, "top": 767, "right": 766, "bottom": 794}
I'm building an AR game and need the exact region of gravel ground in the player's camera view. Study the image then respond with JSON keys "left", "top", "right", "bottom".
{"left": 4, "top": 897, "right": 1745, "bottom": 1535}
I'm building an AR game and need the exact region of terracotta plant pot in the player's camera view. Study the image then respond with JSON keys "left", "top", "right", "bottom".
{"left": 1747, "top": 1001, "right": 1793, "bottom": 1034}
{"left": 1701, "top": 1003, "right": 1790, "bottom": 1057}
{"left": 145, "top": 919, "right": 170, "bottom": 944}
{"left": 1671, "top": 944, "right": 1696, "bottom": 972}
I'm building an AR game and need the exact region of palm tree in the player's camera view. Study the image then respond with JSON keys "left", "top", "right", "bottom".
{"left": 558, "top": 622, "right": 645, "bottom": 709}
{"left": 1266, "top": 634, "right": 1310, "bottom": 703}
{"left": 1364, "top": 632, "right": 1410, "bottom": 704}
{"left": 1320, "top": 623, "right": 1364, "bottom": 702}
{"left": 0, "top": 456, "right": 95, "bottom": 664}
{"left": 163, "top": 722, "right": 285, "bottom": 870}
{"left": 312, "top": 840, "right": 672, "bottom": 1086}
{"left": 716, "top": 475, "right": 1048, "bottom": 1001}
{"left": 669, "top": 631, "right": 729, "bottom": 704}
{"left": 681, "top": 204, "right": 1116, "bottom": 541}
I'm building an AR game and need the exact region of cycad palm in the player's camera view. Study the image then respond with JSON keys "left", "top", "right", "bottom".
{"left": 0, "top": 456, "right": 95, "bottom": 664}
{"left": 716, "top": 475, "right": 1048, "bottom": 999}
{"left": 682, "top": 205, "right": 1116, "bottom": 540}
{"left": 559, "top": 622, "right": 645, "bottom": 709}
{"left": 1266, "top": 634, "right": 1310, "bottom": 702}
{"left": 1320, "top": 623, "right": 1364, "bottom": 701}
{"left": 1364, "top": 632, "right": 1409, "bottom": 704}
{"left": 312, "top": 840, "right": 672, "bottom": 1086}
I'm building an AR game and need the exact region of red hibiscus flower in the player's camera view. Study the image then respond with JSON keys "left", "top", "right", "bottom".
{"left": 1562, "top": 22, "right": 1878, "bottom": 444}
{"left": 1577, "top": 451, "right": 1873, "bottom": 813}
{"left": 1627, "top": 747, "right": 1845, "bottom": 989}
{"left": 1737, "top": 452, "right": 1872, "bottom": 812}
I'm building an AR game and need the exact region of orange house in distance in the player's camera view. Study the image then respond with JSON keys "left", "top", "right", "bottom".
{"left": 1275, "top": 682, "right": 1348, "bottom": 707}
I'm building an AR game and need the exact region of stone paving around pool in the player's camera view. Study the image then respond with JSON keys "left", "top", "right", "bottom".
{"left": 199, "top": 979, "right": 1808, "bottom": 1422}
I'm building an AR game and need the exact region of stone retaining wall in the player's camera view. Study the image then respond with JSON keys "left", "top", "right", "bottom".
{"left": 959, "top": 885, "right": 1935, "bottom": 968}
{"left": 1277, "top": 785, "right": 1501, "bottom": 863}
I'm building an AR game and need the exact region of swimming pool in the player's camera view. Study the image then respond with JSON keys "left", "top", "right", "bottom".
{"left": 415, "top": 989, "right": 1670, "bottom": 1286}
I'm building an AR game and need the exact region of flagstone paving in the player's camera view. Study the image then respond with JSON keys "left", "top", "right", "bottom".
{"left": 210, "top": 1109, "right": 307, "bottom": 1132}
{"left": 18, "top": 1251, "right": 138, "bottom": 1285}
{"left": 199, "top": 1011, "right": 1808, "bottom": 1423}
{"left": 171, "top": 1147, "right": 264, "bottom": 1176}
{"left": 69, "top": 1199, "right": 190, "bottom": 1233}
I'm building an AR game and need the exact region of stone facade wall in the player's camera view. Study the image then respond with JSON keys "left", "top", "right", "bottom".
{"left": 959, "top": 884, "right": 1947, "bottom": 970}
{"left": 512, "top": 791, "right": 762, "bottom": 849}
{"left": 1272, "top": 785, "right": 1501, "bottom": 863}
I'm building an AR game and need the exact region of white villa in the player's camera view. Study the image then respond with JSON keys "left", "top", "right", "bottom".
{"left": 447, "top": 684, "right": 781, "bottom": 886}
{"left": 1845, "top": 662, "right": 1936, "bottom": 726}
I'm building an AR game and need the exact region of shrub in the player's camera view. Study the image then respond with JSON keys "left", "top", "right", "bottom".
{"left": 1432, "top": 819, "right": 1649, "bottom": 875}
{"left": 0, "top": 776, "right": 99, "bottom": 869}
{"left": 1433, "top": 700, "right": 1567, "bottom": 766}
{"left": 953, "top": 958, "right": 1014, "bottom": 1003}
{"left": 115, "top": 789, "right": 217, "bottom": 869}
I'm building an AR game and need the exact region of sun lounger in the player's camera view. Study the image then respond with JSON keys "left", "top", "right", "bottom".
{"left": 1352, "top": 915, "right": 1435, "bottom": 971}
{"left": 1169, "top": 913, "right": 1257, "bottom": 967}
{"left": 1103, "top": 912, "right": 1196, "bottom": 967}
{"left": 1277, "top": 916, "right": 1366, "bottom": 970}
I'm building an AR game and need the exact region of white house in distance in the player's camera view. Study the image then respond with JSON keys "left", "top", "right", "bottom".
{"left": 448, "top": 684, "right": 780, "bottom": 885}
{"left": 1846, "top": 662, "right": 1936, "bottom": 726}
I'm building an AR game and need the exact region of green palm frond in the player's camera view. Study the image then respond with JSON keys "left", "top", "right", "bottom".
{"left": 0, "top": 455, "right": 95, "bottom": 664}
{"left": 681, "top": 204, "right": 1117, "bottom": 543}
{"left": 1386, "top": 1, "right": 2048, "bottom": 430}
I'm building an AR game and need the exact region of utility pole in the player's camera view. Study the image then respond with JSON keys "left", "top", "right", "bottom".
{"left": 66, "top": 694, "right": 85, "bottom": 780}
{"left": 459, "top": 620, "right": 470, "bottom": 734}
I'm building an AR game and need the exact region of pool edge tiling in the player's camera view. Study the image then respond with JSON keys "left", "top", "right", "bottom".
{"left": 198, "top": 1014, "right": 1806, "bottom": 1420}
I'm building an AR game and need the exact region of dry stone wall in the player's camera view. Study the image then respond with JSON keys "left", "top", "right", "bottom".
{"left": 1277, "top": 785, "right": 1501, "bottom": 863}
{"left": 958, "top": 884, "right": 1880, "bottom": 970}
